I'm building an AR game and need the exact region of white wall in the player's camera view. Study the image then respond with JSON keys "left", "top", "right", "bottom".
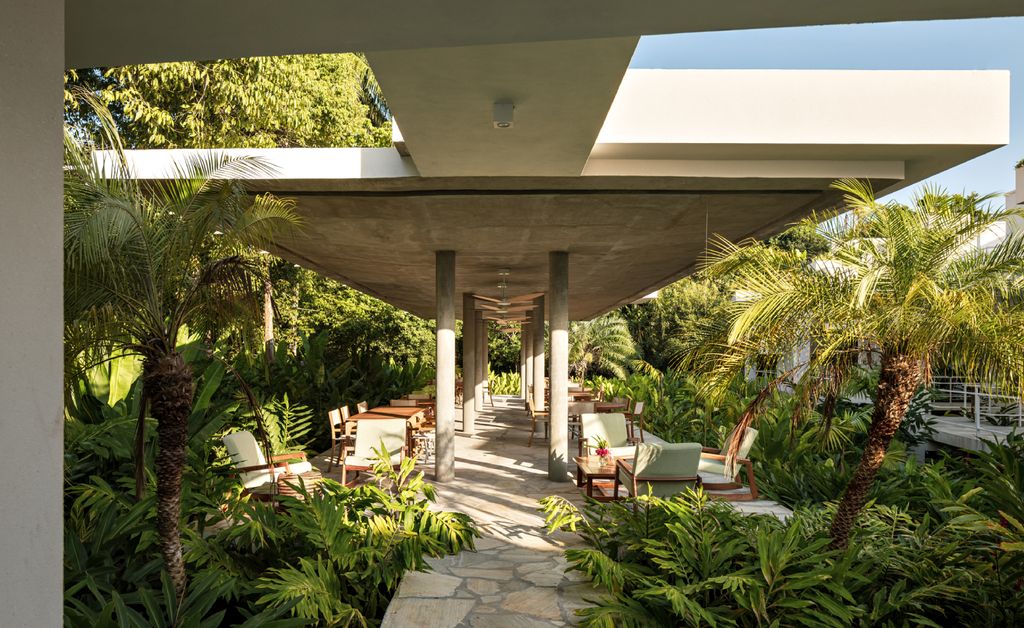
{"left": 0, "top": 1, "right": 63, "bottom": 624}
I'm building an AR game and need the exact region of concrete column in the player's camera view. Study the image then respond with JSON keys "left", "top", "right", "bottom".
{"left": 524, "top": 322, "right": 534, "bottom": 402}
{"left": 549, "top": 253, "right": 570, "bottom": 481}
{"left": 519, "top": 328, "right": 527, "bottom": 398}
{"left": 435, "top": 251, "right": 456, "bottom": 482}
{"left": 461, "top": 293, "right": 476, "bottom": 435}
{"left": 0, "top": 2, "right": 63, "bottom": 623}
{"left": 532, "top": 296, "right": 546, "bottom": 412}
{"left": 482, "top": 321, "right": 490, "bottom": 401}
{"left": 474, "top": 311, "right": 485, "bottom": 410}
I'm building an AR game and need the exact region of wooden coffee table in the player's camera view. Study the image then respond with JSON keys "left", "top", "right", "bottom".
{"left": 573, "top": 455, "right": 620, "bottom": 501}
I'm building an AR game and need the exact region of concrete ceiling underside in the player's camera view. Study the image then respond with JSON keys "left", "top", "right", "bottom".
{"left": 267, "top": 176, "right": 896, "bottom": 320}
{"left": 66, "top": 1, "right": 1024, "bottom": 68}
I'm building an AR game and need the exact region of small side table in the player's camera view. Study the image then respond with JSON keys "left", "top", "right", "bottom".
{"left": 573, "top": 456, "right": 619, "bottom": 501}
{"left": 277, "top": 469, "right": 323, "bottom": 499}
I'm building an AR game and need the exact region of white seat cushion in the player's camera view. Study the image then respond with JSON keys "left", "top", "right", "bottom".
{"left": 280, "top": 460, "right": 313, "bottom": 475}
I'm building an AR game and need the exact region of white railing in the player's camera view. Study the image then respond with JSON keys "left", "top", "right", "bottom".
{"left": 929, "top": 375, "right": 1023, "bottom": 432}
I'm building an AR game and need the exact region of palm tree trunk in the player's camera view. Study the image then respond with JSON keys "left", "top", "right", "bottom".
{"left": 829, "top": 351, "right": 919, "bottom": 549}
{"left": 144, "top": 351, "right": 194, "bottom": 601}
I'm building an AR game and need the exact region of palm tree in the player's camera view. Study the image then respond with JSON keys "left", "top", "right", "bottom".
{"left": 569, "top": 312, "right": 636, "bottom": 382}
{"left": 63, "top": 104, "right": 301, "bottom": 598}
{"left": 683, "top": 180, "right": 1024, "bottom": 548}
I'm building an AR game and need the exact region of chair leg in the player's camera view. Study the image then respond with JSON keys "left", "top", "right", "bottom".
{"left": 327, "top": 441, "right": 337, "bottom": 472}
{"left": 744, "top": 460, "right": 758, "bottom": 500}
{"left": 528, "top": 418, "right": 536, "bottom": 447}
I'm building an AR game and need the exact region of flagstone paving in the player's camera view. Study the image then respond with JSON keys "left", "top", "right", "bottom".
{"left": 314, "top": 396, "right": 791, "bottom": 627}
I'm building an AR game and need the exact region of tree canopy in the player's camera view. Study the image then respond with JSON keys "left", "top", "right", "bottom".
{"left": 65, "top": 54, "right": 390, "bottom": 149}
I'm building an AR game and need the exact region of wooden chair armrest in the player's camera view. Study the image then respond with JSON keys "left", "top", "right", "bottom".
{"left": 234, "top": 462, "right": 283, "bottom": 474}
{"left": 271, "top": 452, "right": 307, "bottom": 463}
{"left": 701, "top": 447, "right": 722, "bottom": 454}
{"left": 700, "top": 452, "right": 751, "bottom": 464}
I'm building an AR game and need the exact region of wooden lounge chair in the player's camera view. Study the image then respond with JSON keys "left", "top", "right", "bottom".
{"left": 326, "top": 406, "right": 351, "bottom": 472}
{"left": 614, "top": 442, "right": 703, "bottom": 499}
{"left": 699, "top": 425, "right": 759, "bottom": 500}
{"left": 626, "top": 400, "right": 646, "bottom": 442}
{"left": 223, "top": 430, "right": 312, "bottom": 496}
{"left": 579, "top": 412, "right": 640, "bottom": 458}
{"left": 340, "top": 418, "right": 407, "bottom": 487}
{"left": 567, "top": 401, "right": 594, "bottom": 440}
{"left": 526, "top": 398, "right": 549, "bottom": 447}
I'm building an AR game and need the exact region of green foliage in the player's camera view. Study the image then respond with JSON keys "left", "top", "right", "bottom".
{"left": 489, "top": 370, "right": 521, "bottom": 395}
{"left": 569, "top": 312, "right": 637, "bottom": 381}
{"left": 200, "top": 456, "right": 478, "bottom": 625}
{"left": 271, "top": 265, "right": 436, "bottom": 368}
{"left": 64, "top": 382, "right": 476, "bottom": 625}
{"left": 66, "top": 55, "right": 390, "bottom": 149}
{"left": 486, "top": 323, "right": 523, "bottom": 374}
{"left": 258, "top": 394, "right": 315, "bottom": 454}
{"left": 234, "top": 331, "right": 431, "bottom": 451}
{"left": 541, "top": 463, "right": 1024, "bottom": 626}
{"left": 619, "top": 278, "right": 730, "bottom": 371}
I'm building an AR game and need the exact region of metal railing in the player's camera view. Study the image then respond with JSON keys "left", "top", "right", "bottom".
{"left": 929, "top": 375, "right": 1023, "bottom": 432}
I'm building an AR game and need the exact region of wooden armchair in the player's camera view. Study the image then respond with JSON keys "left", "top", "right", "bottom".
{"left": 614, "top": 442, "right": 702, "bottom": 499}
{"left": 626, "top": 400, "right": 646, "bottom": 443}
{"left": 326, "top": 406, "right": 351, "bottom": 472}
{"left": 699, "top": 426, "right": 759, "bottom": 500}
{"left": 526, "top": 398, "right": 549, "bottom": 447}
{"left": 341, "top": 418, "right": 408, "bottom": 487}
{"left": 578, "top": 413, "right": 640, "bottom": 458}
{"left": 223, "top": 430, "right": 312, "bottom": 496}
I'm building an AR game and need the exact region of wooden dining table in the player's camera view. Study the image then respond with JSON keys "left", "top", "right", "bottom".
{"left": 594, "top": 402, "right": 627, "bottom": 412}
{"left": 349, "top": 406, "right": 426, "bottom": 421}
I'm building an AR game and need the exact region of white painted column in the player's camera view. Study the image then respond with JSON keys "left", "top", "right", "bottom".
{"left": 532, "top": 296, "right": 546, "bottom": 412}
{"left": 474, "top": 311, "right": 485, "bottom": 411}
{"left": 549, "top": 253, "right": 570, "bottom": 481}
{"left": 482, "top": 321, "right": 490, "bottom": 403}
{"left": 0, "top": 2, "right": 63, "bottom": 623}
{"left": 524, "top": 322, "right": 534, "bottom": 403}
{"left": 461, "top": 293, "right": 476, "bottom": 435}
{"left": 519, "top": 327, "right": 527, "bottom": 398}
{"left": 435, "top": 251, "right": 456, "bottom": 481}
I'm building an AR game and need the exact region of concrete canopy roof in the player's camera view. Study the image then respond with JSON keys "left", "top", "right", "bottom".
{"left": 115, "top": 69, "right": 1009, "bottom": 321}
{"left": 66, "top": 1, "right": 1024, "bottom": 68}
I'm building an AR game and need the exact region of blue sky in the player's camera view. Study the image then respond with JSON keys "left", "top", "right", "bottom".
{"left": 631, "top": 17, "right": 1024, "bottom": 206}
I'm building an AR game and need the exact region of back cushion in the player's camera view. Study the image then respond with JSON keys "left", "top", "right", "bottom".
{"left": 582, "top": 413, "right": 628, "bottom": 447}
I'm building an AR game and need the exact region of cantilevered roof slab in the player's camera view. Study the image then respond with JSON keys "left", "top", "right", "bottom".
{"left": 66, "top": 0, "right": 1024, "bottom": 68}
{"left": 366, "top": 38, "right": 638, "bottom": 176}
{"left": 112, "top": 70, "right": 1008, "bottom": 320}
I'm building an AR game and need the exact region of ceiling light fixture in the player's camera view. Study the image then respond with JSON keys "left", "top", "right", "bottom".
{"left": 493, "top": 102, "right": 514, "bottom": 129}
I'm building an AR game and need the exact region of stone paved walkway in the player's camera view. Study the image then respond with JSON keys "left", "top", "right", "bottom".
{"left": 314, "top": 396, "right": 791, "bottom": 627}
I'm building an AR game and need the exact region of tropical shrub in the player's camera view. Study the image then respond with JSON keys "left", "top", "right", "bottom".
{"left": 541, "top": 464, "right": 1024, "bottom": 627}
{"left": 488, "top": 370, "right": 521, "bottom": 395}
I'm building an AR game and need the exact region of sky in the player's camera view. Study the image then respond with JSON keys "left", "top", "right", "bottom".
{"left": 630, "top": 17, "right": 1024, "bottom": 206}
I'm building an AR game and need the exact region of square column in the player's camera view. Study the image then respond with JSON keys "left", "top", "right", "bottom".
{"left": 474, "top": 311, "right": 485, "bottom": 410}
{"left": 0, "top": 2, "right": 63, "bottom": 622}
{"left": 435, "top": 251, "right": 456, "bottom": 482}
{"left": 461, "top": 293, "right": 476, "bottom": 435}
{"left": 548, "top": 253, "right": 569, "bottom": 481}
{"left": 532, "top": 296, "right": 546, "bottom": 412}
